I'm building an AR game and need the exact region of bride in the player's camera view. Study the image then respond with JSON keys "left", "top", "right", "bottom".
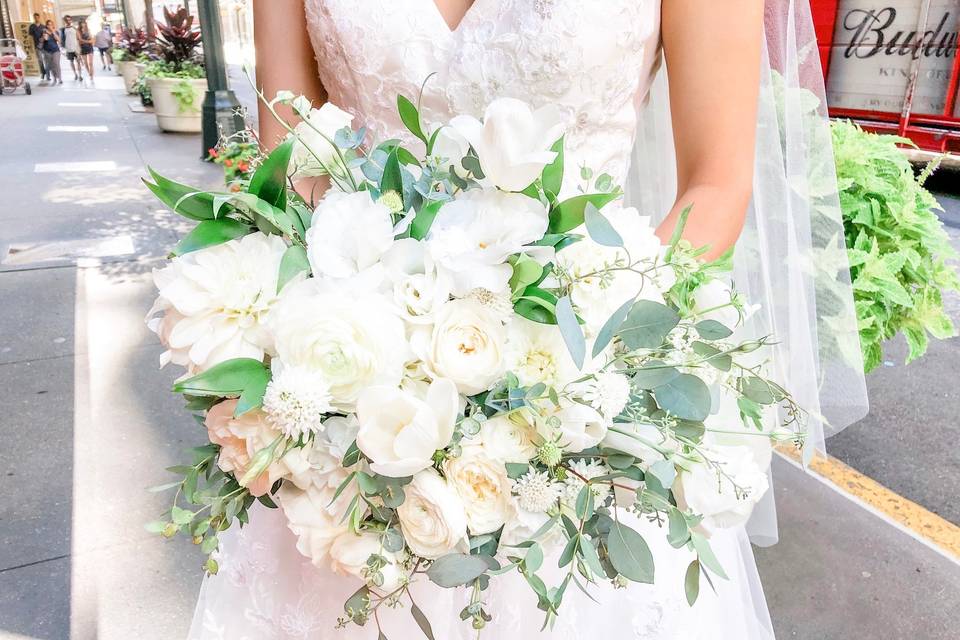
{"left": 188, "top": 0, "right": 867, "bottom": 637}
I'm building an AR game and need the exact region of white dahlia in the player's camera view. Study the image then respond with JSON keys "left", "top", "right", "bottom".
{"left": 147, "top": 232, "right": 288, "bottom": 371}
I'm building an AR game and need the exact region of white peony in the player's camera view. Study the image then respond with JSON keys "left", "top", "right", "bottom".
{"left": 676, "top": 445, "right": 770, "bottom": 533}
{"left": 397, "top": 470, "right": 469, "bottom": 559}
{"left": 306, "top": 191, "right": 395, "bottom": 281}
{"left": 427, "top": 122, "right": 470, "bottom": 176}
{"left": 478, "top": 413, "right": 538, "bottom": 464}
{"left": 269, "top": 280, "right": 408, "bottom": 411}
{"left": 504, "top": 317, "right": 581, "bottom": 389}
{"left": 444, "top": 446, "right": 513, "bottom": 534}
{"left": 356, "top": 378, "right": 459, "bottom": 478}
{"left": 427, "top": 189, "right": 549, "bottom": 295}
{"left": 278, "top": 483, "right": 355, "bottom": 566}
{"left": 147, "top": 232, "right": 288, "bottom": 371}
{"left": 329, "top": 530, "right": 405, "bottom": 592}
{"left": 450, "top": 98, "right": 565, "bottom": 191}
{"left": 554, "top": 206, "right": 672, "bottom": 335}
{"left": 289, "top": 102, "right": 354, "bottom": 178}
{"left": 380, "top": 238, "right": 452, "bottom": 323}
{"left": 414, "top": 298, "right": 506, "bottom": 396}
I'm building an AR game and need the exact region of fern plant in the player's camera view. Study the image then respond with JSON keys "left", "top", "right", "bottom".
{"left": 831, "top": 120, "right": 959, "bottom": 371}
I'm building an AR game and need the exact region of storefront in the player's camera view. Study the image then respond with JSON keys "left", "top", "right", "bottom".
{"left": 814, "top": 0, "right": 960, "bottom": 153}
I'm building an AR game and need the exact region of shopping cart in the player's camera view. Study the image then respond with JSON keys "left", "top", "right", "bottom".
{"left": 0, "top": 38, "right": 32, "bottom": 96}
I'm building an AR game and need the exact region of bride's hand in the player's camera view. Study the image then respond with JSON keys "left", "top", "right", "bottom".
{"left": 657, "top": 0, "right": 764, "bottom": 261}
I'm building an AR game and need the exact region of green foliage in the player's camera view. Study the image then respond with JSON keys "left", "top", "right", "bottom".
{"left": 831, "top": 121, "right": 959, "bottom": 371}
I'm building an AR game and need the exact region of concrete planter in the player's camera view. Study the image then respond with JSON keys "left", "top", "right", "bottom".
{"left": 147, "top": 76, "right": 207, "bottom": 133}
{"left": 119, "top": 60, "right": 141, "bottom": 94}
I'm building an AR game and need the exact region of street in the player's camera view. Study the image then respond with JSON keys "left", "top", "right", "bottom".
{"left": 1, "top": 69, "right": 960, "bottom": 640}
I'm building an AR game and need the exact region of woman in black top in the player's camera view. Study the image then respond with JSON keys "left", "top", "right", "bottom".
{"left": 40, "top": 20, "right": 62, "bottom": 85}
{"left": 78, "top": 19, "right": 95, "bottom": 80}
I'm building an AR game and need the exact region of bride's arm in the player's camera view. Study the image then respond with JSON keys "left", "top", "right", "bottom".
{"left": 656, "top": 0, "right": 764, "bottom": 260}
{"left": 253, "top": 0, "right": 326, "bottom": 148}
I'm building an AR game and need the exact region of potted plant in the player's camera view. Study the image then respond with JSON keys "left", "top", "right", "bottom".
{"left": 116, "top": 28, "right": 150, "bottom": 94}
{"left": 144, "top": 7, "right": 206, "bottom": 133}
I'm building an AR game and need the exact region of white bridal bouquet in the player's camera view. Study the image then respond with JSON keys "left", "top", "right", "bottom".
{"left": 143, "top": 88, "right": 804, "bottom": 636}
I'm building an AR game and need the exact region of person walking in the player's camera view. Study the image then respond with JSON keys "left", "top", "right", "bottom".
{"left": 28, "top": 13, "right": 47, "bottom": 82}
{"left": 39, "top": 20, "right": 62, "bottom": 85}
{"left": 78, "top": 19, "right": 95, "bottom": 81}
{"left": 94, "top": 24, "right": 112, "bottom": 71}
{"left": 60, "top": 16, "right": 82, "bottom": 81}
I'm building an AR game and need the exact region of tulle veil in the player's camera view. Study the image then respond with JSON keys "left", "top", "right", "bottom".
{"left": 625, "top": 0, "right": 870, "bottom": 546}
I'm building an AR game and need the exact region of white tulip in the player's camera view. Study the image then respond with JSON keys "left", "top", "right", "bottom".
{"left": 269, "top": 280, "right": 409, "bottom": 411}
{"left": 397, "top": 470, "right": 469, "bottom": 559}
{"left": 289, "top": 102, "right": 354, "bottom": 178}
{"left": 329, "top": 530, "right": 405, "bottom": 592}
{"left": 306, "top": 191, "right": 395, "bottom": 281}
{"left": 676, "top": 445, "right": 770, "bottom": 533}
{"left": 414, "top": 298, "right": 506, "bottom": 396}
{"left": 444, "top": 446, "right": 513, "bottom": 534}
{"left": 356, "top": 378, "right": 459, "bottom": 478}
{"left": 380, "top": 238, "right": 452, "bottom": 323}
{"left": 550, "top": 401, "right": 608, "bottom": 453}
{"left": 427, "top": 188, "right": 548, "bottom": 296}
{"left": 450, "top": 98, "right": 565, "bottom": 191}
{"left": 147, "top": 232, "right": 288, "bottom": 372}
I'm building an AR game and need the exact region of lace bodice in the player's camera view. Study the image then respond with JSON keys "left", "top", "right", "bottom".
{"left": 304, "top": 0, "right": 662, "bottom": 189}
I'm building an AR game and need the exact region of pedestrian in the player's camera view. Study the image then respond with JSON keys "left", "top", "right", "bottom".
{"left": 95, "top": 24, "right": 112, "bottom": 71}
{"left": 28, "top": 13, "right": 47, "bottom": 81}
{"left": 78, "top": 19, "right": 95, "bottom": 81}
{"left": 40, "top": 20, "right": 62, "bottom": 85}
{"left": 60, "top": 15, "right": 82, "bottom": 81}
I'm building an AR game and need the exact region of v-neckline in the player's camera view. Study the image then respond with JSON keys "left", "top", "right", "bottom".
{"left": 428, "top": 0, "right": 481, "bottom": 33}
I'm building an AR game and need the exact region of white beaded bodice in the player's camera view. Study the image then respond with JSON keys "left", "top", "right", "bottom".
{"left": 303, "top": 0, "right": 662, "bottom": 188}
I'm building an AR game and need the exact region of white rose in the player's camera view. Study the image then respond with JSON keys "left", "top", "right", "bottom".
{"left": 380, "top": 238, "right": 453, "bottom": 323}
{"left": 500, "top": 499, "right": 561, "bottom": 548}
{"left": 555, "top": 206, "right": 672, "bottom": 335}
{"left": 147, "top": 232, "right": 288, "bottom": 371}
{"left": 427, "top": 123, "right": 470, "bottom": 177}
{"left": 270, "top": 280, "right": 408, "bottom": 411}
{"left": 289, "top": 102, "right": 354, "bottom": 177}
{"left": 397, "top": 470, "right": 469, "bottom": 559}
{"left": 329, "top": 531, "right": 405, "bottom": 592}
{"left": 479, "top": 413, "right": 538, "bottom": 463}
{"left": 450, "top": 98, "right": 565, "bottom": 191}
{"left": 676, "top": 445, "right": 770, "bottom": 533}
{"left": 414, "top": 299, "right": 506, "bottom": 395}
{"left": 427, "top": 189, "right": 548, "bottom": 295}
{"left": 550, "top": 401, "right": 608, "bottom": 453}
{"left": 306, "top": 191, "right": 395, "bottom": 281}
{"left": 504, "top": 317, "right": 580, "bottom": 389}
{"left": 278, "top": 483, "right": 354, "bottom": 566}
{"left": 444, "top": 446, "right": 513, "bottom": 534}
{"left": 356, "top": 378, "right": 459, "bottom": 477}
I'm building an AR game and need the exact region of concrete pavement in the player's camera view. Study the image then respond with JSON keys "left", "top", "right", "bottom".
{"left": 1, "top": 67, "right": 959, "bottom": 639}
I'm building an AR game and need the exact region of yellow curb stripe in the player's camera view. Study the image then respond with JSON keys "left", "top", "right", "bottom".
{"left": 777, "top": 445, "right": 960, "bottom": 560}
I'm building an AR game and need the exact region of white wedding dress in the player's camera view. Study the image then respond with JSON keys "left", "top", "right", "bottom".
{"left": 187, "top": 0, "right": 777, "bottom": 637}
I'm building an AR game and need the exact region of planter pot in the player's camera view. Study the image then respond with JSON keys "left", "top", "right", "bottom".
{"left": 119, "top": 60, "right": 141, "bottom": 94}
{"left": 147, "top": 76, "right": 207, "bottom": 133}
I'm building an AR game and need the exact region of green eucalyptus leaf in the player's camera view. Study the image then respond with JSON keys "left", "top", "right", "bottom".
{"left": 618, "top": 301, "right": 680, "bottom": 350}
{"left": 606, "top": 522, "right": 655, "bottom": 584}
{"left": 548, "top": 192, "right": 620, "bottom": 234}
{"left": 583, "top": 202, "right": 623, "bottom": 247}
{"left": 556, "top": 295, "right": 586, "bottom": 369}
{"left": 653, "top": 373, "right": 711, "bottom": 421}
{"left": 694, "top": 319, "right": 733, "bottom": 340}
{"left": 592, "top": 297, "right": 634, "bottom": 357}
{"left": 426, "top": 553, "right": 489, "bottom": 588}
{"left": 685, "top": 560, "right": 701, "bottom": 605}
{"left": 397, "top": 94, "right": 427, "bottom": 144}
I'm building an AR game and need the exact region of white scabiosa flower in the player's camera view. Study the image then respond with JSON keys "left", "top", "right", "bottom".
{"left": 261, "top": 364, "right": 335, "bottom": 439}
{"left": 561, "top": 459, "right": 611, "bottom": 505}
{"left": 513, "top": 470, "right": 560, "bottom": 513}
{"left": 147, "top": 232, "right": 288, "bottom": 372}
{"left": 573, "top": 372, "right": 632, "bottom": 420}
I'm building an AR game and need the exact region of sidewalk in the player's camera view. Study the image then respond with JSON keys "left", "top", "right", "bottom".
{"left": 1, "top": 69, "right": 959, "bottom": 640}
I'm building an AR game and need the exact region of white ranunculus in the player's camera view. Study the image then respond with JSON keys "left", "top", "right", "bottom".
{"left": 479, "top": 413, "right": 538, "bottom": 464}
{"left": 356, "top": 378, "right": 459, "bottom": 477}
{"left": 427, "top": 123, "right": 470, "bottom": 177}
{"left": 414, "top": 299, "right": 506, "bottom": 395}
{"left": 329, "top": 530, "right": 405, "bottom": 592}
{"left": 676, "top": 445, "right": 770, "bottom": 533}
{"left": 306, "top": 191, "right": 395, "bottom": 281}
{"left": 380, "top": 238, "right": 452, "bottom": 323}
{"left": 147, "top": 232, "right": 288, "bottom": 372}
{"left": 504, "top": 317, "right": 581, "bottom": 389}
{"left": 444, "top": 446, "right": 513, "bottom": 534}
{"left": 397, "top": 470, "right": 469, "bottom": 559}
{"left": 269, "top": 280, "right": 409, "bottom": 411}
{"left": 278, "top": 483, "right": 355, "bottom": 566}
{"left": 554, "top": 206, "right": 672, "bottom": 335}
{"left": 550, "top": 401, "right": 608, "bottom": 453}
{"left": 450, "top": 98, "right": 565, "bottom": 191}
{"left": 289, "top": 102, "right": 354, "bottom": 178}
{"left": 426, "top": 189, "right": 549, "bottom": 295}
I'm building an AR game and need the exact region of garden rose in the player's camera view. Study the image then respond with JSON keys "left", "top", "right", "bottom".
{"left": 329, "top": 530, "right": 405, "bottom": 592}
{"left": 479, "top": 413, "right": 538, "bottom": 464}
{"left": 380, "top": 238, "right": 452, "bottom": 323}
{"left": 444, "top": 446, "right": 513, "bottom": 534}
{"left": 675, "top": 445, "right": 770, "bottom": 533}
{"left": 278, "top": 484, "right": 354, "bottom": 567}
{"left": 396, "top": 470, "right": 468, "bottom": 559}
